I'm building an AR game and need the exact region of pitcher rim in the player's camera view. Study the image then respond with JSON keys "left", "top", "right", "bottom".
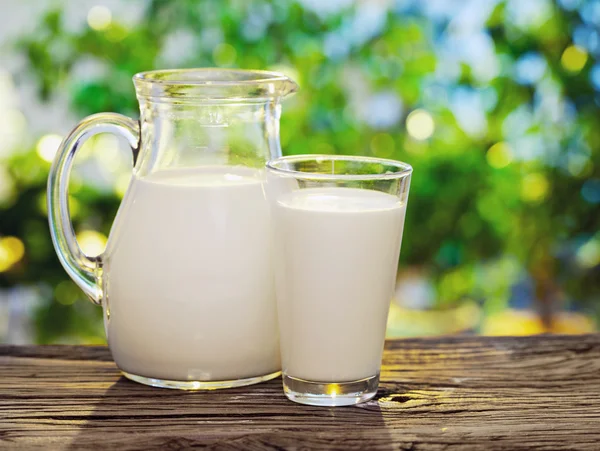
{"left": 133, "top": 68, "right": 298, "bottom": 101}
{"left": 133, "top": 68, "right": 293, "bottom": 85}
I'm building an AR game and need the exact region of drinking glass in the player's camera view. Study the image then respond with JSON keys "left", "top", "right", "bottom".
{"left": 265, "top": 155, "right": 412, "bottom": 406}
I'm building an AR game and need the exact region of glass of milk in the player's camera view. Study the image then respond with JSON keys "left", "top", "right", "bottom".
{"left": 266, "top": 155, "right": 412, "bottom": 406}
{"left": 47, "top": 70, "right": 298, "bottom": 389}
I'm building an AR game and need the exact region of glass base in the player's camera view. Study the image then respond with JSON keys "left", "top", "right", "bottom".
{"left": 122, "top": 370, "right": 281, "bottom": 390}
{"left": 283, "top": 373, "right": 379, "bottom": 406}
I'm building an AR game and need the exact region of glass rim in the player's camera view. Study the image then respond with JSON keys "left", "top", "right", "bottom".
{"left": 266, "top": 155, "right": 413, "bottom": 181}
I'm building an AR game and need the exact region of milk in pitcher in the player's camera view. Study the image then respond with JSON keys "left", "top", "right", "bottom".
{"left": 104, "top": 166, "right": 280, "bottom": 382}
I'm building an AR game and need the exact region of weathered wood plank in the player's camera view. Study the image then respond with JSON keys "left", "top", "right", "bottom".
{"left": 1, "top": 334, "right": 599, "bottom": 450}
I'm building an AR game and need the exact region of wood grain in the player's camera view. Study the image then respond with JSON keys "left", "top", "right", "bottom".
{"left": 1, "top": 334, "right": 599, "bottom": 450}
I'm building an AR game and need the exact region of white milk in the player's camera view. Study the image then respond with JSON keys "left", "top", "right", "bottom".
{"left": 104, "top": 166, "right": 280, "bottom": 381}
{"left": 273, "top": 187, "right": 406, "bottom": 382}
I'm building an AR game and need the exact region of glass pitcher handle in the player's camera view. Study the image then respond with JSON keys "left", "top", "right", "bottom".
{"left": 47, "top": 113, "right": 140, "bottom": 305}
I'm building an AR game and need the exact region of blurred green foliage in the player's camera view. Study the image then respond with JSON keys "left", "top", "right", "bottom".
{"left": 1, "top": 0, "right": 599, "bottom": 342}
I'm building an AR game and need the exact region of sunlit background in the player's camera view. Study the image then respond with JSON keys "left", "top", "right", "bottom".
{"left": 0, "top": 0, "right": 598, "bottom": 344}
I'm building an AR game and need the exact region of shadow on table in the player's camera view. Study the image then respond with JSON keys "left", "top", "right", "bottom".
{"left": 68, "top": 376, "right": 390, "bottom": 449}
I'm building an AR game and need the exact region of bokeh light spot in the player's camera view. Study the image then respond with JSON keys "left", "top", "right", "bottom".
{"left": 213, "top": 43, "right": 237, "bottom": 67}
{"left": 0, "top": 236, "right": 25, "bottom": 272}
{"left": 87, "top": 6, "right": 112, "bottom": 31}
{"left": 576, "top": 238, "right": 600, "bottom": 268}
{"left": 486, "top": 142, "right": 513, "bottom": 168}
{"left": 567, "top": 154, "right": 593, "bottom": 177}
{"left": 0, "top": 247, "right": 11, "bottom": 272}
{"left": 106, "top": 24, "right": 127, "bottom": 42}
{"left": 406, "top": 109, "right": 434, "bottom": 140}
{"left": 55, "top": 281, "right": 80, "bottom": 306}
{"left": 521, "top": 173, "right": 550, "bottom": 202}
{"left": 370, "top": 133, "right": 395, "bottom": 157}
{"left": 76, "top": 230, "right": 107, "bottom": 256}
{"left": 581, "top": 179, "right": 600, "bottom": 203}
{"left": 36, "top": 134, "right": 62, "bottom": 163}
{"left": 561, "top": 45, "right": 588, "bottom": 73}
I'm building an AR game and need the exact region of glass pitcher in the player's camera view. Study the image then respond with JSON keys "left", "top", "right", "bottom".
{"left": 48, "top": 69, "right": 298, "bottom": 389}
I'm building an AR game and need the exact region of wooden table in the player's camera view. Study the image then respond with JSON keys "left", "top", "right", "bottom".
{"left": 1, "top": 334, "right": 599, "bottom": 450}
